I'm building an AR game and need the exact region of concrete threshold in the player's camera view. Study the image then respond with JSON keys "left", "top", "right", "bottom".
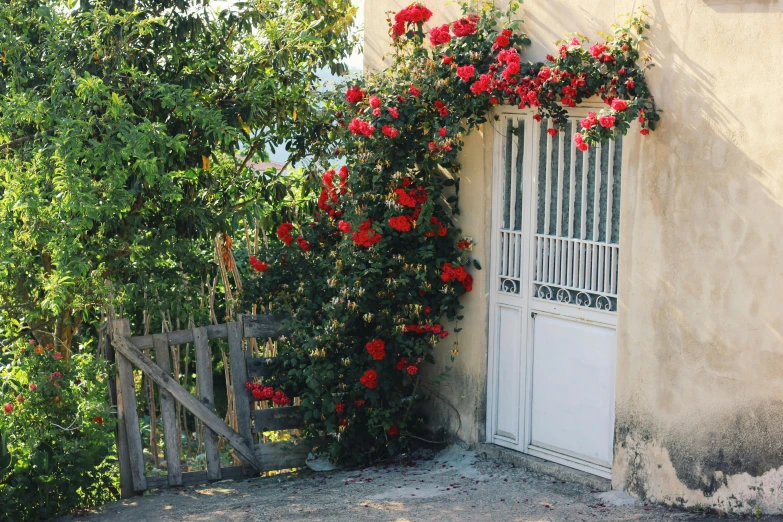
{"left": 475, "top": 442, "right": 612, "bottom": 492}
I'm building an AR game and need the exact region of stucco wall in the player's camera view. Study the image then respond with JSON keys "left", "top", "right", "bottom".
{"left": 364, "top": 0, "right": 783, "bottom": 514}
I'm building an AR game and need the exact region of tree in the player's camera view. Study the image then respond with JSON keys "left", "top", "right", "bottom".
{"left": 0, "top": 0, "right": 357, "bottom": 352}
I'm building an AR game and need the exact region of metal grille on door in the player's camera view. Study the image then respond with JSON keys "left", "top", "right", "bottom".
{"left": 497, "top": 117, "right": 622, "bottom": 312}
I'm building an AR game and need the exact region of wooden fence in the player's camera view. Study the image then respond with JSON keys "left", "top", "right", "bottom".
{"left": 107, "top": 314, "right": 307, "bottom": 497}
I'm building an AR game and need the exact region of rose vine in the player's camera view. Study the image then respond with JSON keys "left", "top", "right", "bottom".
{"left": 240, "top": 0, "right": 658, "bottom": 463}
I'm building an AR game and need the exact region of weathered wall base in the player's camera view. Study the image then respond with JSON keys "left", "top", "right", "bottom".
{"left": 615, "top": 402, "right": 783, "bottom": 514}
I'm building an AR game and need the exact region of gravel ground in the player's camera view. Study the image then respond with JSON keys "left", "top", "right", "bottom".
{"left": 57, "top": 447, "right": 778, "bottom": 522}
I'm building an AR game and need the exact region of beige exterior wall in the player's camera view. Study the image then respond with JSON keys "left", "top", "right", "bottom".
{"left": 364, "top": 0, "right": 783, "bottom": 514}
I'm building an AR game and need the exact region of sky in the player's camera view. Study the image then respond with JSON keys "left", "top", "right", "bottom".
{"left": 267, "top": 0, "right": 364, "bottom": 164}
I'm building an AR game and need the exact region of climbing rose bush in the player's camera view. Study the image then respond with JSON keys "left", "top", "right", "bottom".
{"left": 240, "top": 1, "right": 658, "bottom": 463}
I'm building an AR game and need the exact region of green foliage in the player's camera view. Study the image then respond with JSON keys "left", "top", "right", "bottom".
{"left": 241, "top": 0, "right": 659, "bottom": 464}
{"left": 0, "top": 341, "right": 116, "bottom": 522}
{"left": 0, "top": 0, "right": 357, "bottom": 351}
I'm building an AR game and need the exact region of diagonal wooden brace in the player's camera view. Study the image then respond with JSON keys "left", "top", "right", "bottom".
{"left": 110, "top": 322, "right": 262, "bottom": 470}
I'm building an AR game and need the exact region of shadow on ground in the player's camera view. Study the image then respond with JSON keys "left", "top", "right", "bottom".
{"left": 59, "top": 447, "right": 783, "bottom": 521}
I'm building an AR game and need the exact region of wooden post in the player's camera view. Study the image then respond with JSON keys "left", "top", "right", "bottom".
{"left": 153, "top": 334, "right": 183, "bottom": 486}
{"left": 115, "top": 320, "right": 147, "bottom": 492}
{"left": 106, "top": 321, "right": 135, "bottom": 499}
{"left": 193, "top": 327, "right": 221, "bottom": 481}
{"left": 228, "top": 319, "right": 253, "bottom": 458}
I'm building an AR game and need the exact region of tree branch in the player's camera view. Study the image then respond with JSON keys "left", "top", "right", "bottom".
{"left": 0, "top": 135, "right": 35, "bottom": 152}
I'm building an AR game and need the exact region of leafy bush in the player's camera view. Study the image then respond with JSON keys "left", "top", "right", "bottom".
{"left": 240, "top": 0, "right": 658, "bottom": 464}
{"left": 0, "top": 342, "right": 117, "bottom": 522}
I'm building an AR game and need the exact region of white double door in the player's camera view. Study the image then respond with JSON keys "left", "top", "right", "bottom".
{"left": 486, "top": 109, "right": 623, "bottom": 478}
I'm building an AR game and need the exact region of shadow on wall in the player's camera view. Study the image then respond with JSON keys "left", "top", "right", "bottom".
{"left": 702, "top": 0, "right": 783, "bottom": 12}
{"left": 615, "top": 0, "right": 783, "bottom": 513}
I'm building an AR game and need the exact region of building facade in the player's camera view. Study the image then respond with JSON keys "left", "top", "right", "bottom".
{"left": 365, "top": 0, "right": 783, "bottom": 514}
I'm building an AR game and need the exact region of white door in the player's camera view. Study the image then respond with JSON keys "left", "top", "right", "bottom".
{"left": 486, "top": 109, "right": 622, "bottom": 478}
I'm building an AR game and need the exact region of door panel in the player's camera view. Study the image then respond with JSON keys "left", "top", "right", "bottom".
{"left": 493, "top": 305, "right": 523, "bottom": 442}
{"left": 529, "top": 314, "right": 616, "bottom": 467}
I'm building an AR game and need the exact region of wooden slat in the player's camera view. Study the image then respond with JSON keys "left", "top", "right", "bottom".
{"left": 116, "top": 335, "right": 148, "bottom": 492}
{"left": 251, "top": 406, "right": 303, "bottom": 433}
{"left": 106, "top": 323, "right": 135, "bottom": 499}
{"left": 153, "top": 333, "right": 183, "bottom": 486}
{"left": 193, "top": 326, "right": 221, "bottom": 481}
{"left": 255, "top": 441, "right": 310, "bottom": 471}
{"left": 246, "top": 356, "right": 280, "bottom": 379}
{"left": 242, "top": 314, "right": 288, "bottom": 339}
{"left": 128, "top": 323, "right": 229, "bottom": 350}
{"left": 228, "top": 320, "right": 254, "bottom": 454}
{"left": 144, "top": 466, "right": 249, "bottom": 489}
{"left": 110, "top": 323, "right": 262, "bottom": 470}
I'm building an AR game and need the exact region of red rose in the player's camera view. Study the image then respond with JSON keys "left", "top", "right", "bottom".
{"left": 429, "top": 24, "right": 451, "bottom": 46}
{"left": 346, "top": 85, "right": 365, "bottom": 104}
{"left": 389, "top": 215, "right": 413, "bottom": 232}
{"left": 640, "top": 128, "right": 650, "bottom": 135}
{"left": 610, "top": 99, "right": 628, "bottom": 111}
{"left": 387, "top": 107, "right": 399, "bottom": 119}
{"left": 599, "top": 115, "right": 616, "bottom": 129}
{"left": 547, "top": 128, "right": 558, "bottom": 137}
{"left": 382, "top": 125, "right": 399, "bottom": 138}
{"left": 386, "top": 423, "right": 399, "bottom": 436}
{"left": 452, "top": 17, "right": 477, "bottom": 37}
{"left": 369, "top": 95, "right": 381, "bottom": 109}
{"left": 625, "top": 79, "right": 635, "bottom": 90}
{"left": 3, "top": 403, "right": 13, "bottom": 414}
{"left": 352, "top": 219, "right": 382, "bottom": 247}
{"left": 338, "top": 220, "right": 351, "bottom": 233}
{"left": 574, "top": 132, "right": 589, "bottom": 152}
{"left": 442, "top": 55, "right": 454, "bottom": 65}
{"left": 456, "top": 64, "right": 475, "bottom": 82}
{"left": 348, "top": 118, "right": 375, "bottom": 137}
{"left": 365, "top": 339, "right": 386, "bottom": 361}
{"left": 360, "top": 369, "right": 378, "bottom": 389}
{"left": 438, "top": 127, "right": 447, "bottom": 137}
{"left": 580, "top": 112, "right": 598, "bottom": 129}
{"left": 533, "top": 114, "right": 543, "bottom": 122}
{"left": 589, "top": 42, "right": 606, "bottom": 58}
{"left": 93, "top": 416, "right": 104, "bottom": 425}
{"left": 296, "top": 235, "right": 310, "bottom": 252}
{"left": 334, "top": 403, "right": 346, "bottom": 414}
{"left": 406, "top": 365, "right": 418, "bottom": 375}
{"left": 354, "top": 399, "right": 366, "bottom": 408}
{"left": 29, "top": 383, "right": 37, "bottom": 391}
{"left": 493, "top": 34, "right": 510, "bottom": 50}
{"left": 277, "top": 223, "right": 294, "bottom": 245}
{"left": 395, "top": 357, "right": 408, "bottom": 370}
{"left": 408, "top": 85, "right": 421, "bottom": 97}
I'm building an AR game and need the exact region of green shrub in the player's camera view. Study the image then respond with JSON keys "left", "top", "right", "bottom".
{"left": 0, "top": 343, "right": 117, "bottom": 522}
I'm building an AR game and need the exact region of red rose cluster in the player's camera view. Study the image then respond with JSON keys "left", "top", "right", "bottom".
{"left": 348, "top": 117, "right": 375, "bottom": 137}
{"left": 441, "top": 262, "right": 473, "bottom": 292}
{"left": 365, "top": 339, "right": 386, "bottom": 360}
{"left": 345, "top": 85, "right": 364, "bottom": 104}
{"left": 452, "top": 14, "right": 479, "bottom": 37}
{"left": 351, "top": 219, "right": 382, "bottom": 247}
{"left": 404, "top": 323, "right": 449, "bottom": 339}
{"left": 392, "top": 3, "right": 433, "bottom": 38}
{"left": 245, "top": 381, "right": 291, "bottom": 406}
{"left": 424, "top": 216, "right": 447, "bottom": 237}
{"left": 249, "top": 255, "right": 269, "bottom": 273}
{"left": 429, "top": 24, "right": 451, "bottom": 46}
{"left": 318, "top": 166, "right": 348, "bottom": 218}
{"left": 360, "top": 369, "right": 378, "bottom": 389}
{"left": 277, "top": 222, "right": 294, "bottom": 245}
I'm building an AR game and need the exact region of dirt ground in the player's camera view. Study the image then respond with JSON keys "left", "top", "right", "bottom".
{"left": 58, "top": 447, "right": 777, "bottom": 522}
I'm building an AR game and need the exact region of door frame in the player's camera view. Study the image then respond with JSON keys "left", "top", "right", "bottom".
{"left": 485, "top": 104, "right": 628, "bottom": 479}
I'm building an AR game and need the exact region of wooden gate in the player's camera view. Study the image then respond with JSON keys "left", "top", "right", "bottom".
{"left": 107, "top": 314, "right": 308, "bottom": 497}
